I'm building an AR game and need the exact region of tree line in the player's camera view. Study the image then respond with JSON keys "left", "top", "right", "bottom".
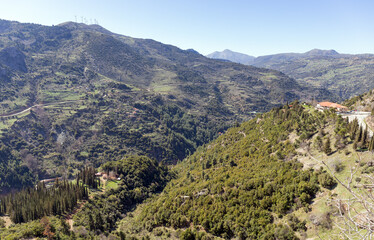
{"left": 0, "top": 166, "right": 98, "bottom": 224}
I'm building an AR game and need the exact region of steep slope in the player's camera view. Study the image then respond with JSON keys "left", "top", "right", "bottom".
{"left": 0, "top": 20, "right": 334, "bottom": 191}
{"left": 206, "top": 49, "right": 255, "bottom": 64}
{"left": 116, "top": 102, "right": 346, "bottom": 239}
{"left": 343, "top": 88, "right": 374, "bottom": 111}
{"left": 3, "top": 98, "right": 374, "bottom": 239}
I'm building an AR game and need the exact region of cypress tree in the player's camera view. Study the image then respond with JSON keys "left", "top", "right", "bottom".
{"left": 355, "top": 126, "right": 363, "bottom": 146}
{"left": 0, "top": 179, "right": 88, "bottom": 223}
{"left": 324, "top": 138, "right": 332, "bottom": 155}
{"left": 361, "top": 128, "right": 368, "bottom": 148}
{"left": 350, "top": 118, "right": 359, "bottom": 138}
{"left": 369, "top": 137, "right": 374, "bottom": 151}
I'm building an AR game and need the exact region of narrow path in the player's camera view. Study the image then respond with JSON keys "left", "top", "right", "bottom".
{"left": 0, "top": 105, "right": 40, "bottom": 118}
{"left": 65, "top": 177, "right": 107, "bottom": 230}
{"left": 65, "top": 200, "right": 88, "bottom": 230}
{"left": 3, "top": 217, "right": 11, "bottom": 228}
{"left": 0, "top": 100, "right": 82, "bottom": 118}
{"left": 0, "top": 216, "right": 12, "bottom": 228}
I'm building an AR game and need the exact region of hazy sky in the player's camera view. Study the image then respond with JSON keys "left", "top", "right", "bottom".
{"left": 1, "top": 0, "right": 374, "bottom": 56}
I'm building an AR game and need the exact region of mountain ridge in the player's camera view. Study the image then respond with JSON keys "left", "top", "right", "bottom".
{"left": 207, "top": 48, "right": 374, "bottom": 99}
{"left": 0, "top": 19, "right": 337, "bottom": 192}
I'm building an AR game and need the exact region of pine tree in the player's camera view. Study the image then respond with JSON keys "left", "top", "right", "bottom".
{"left": 354, "top": 126, "right": 363, "bottom": 147}
{"left": 369, "top": 137, "right": 374, "bottom": 151}
{"left": 361, "top": 128, "right": 368, "bottom": 148}
{"left": 350, "top": 118, "right": 359, "bottom": 138}
{"left": 353, "top": 141, "right": 358, "bottom": 150}
{"left": 88, "top": 214, "right": 95, "bottom": 230}
{"left": 324, "top": 138, "right": 332, "bottom": 155}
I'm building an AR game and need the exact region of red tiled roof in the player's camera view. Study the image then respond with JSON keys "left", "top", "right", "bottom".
{"left": 319, "top": 102, "right": 348, "bottom": 109}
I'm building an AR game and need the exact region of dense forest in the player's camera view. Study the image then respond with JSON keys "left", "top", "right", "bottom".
{"left": 72, "top": 155, "right": 170, "bottom": 237}
{"left": 0, "top": 145, "right": 35, "bottom": 192}
{"left": 0, "top": 166, "right": 100, "bottom": 224}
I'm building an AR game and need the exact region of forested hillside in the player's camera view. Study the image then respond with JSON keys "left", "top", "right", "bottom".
{"left": 114, "top": 102, "right": 356, "bottom": 239}
{"left": 0, "top": 19, "right": 334, "bottom": 192}
{"left": 2, "top": 99, "right": 374, "bottom": 239}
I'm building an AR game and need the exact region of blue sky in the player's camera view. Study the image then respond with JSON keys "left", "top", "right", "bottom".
{"left": 1, "top": 0, "right": 374, "bottom": 56}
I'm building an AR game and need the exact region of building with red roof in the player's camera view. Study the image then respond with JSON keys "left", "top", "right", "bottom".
{"left": 317, "top": 102, "right": 349, "bottom": 112}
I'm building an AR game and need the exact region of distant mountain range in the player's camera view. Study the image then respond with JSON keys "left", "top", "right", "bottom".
{"left": 206, "top": 49, "right": 255, "bottom": 65}
{"left": 207, "top": 49, "right": 374, "bottom": 99}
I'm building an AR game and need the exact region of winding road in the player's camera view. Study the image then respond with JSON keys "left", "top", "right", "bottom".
{"left": 0, "top": 100, "right": 82, "bottom": 118}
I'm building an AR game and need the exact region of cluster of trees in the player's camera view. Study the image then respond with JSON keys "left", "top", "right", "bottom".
{"left": 73, "top": 155, "right": 170, "bottom": 235}
{"left": 0, "top": 179, "right": 88, "bottom": 223}
{"left": 135, "top": 101, "right": 337, "bottom": 239}
{"left": 0, "top": 216, "right": 72, "bottom": 240}
{"left": 0, "top": 145, "right": 35, "bottom": 193}
{"left": 348, "top": 118, "right": 371, "bottom": 150}
{"left": 77, "top": 166, "right": 100, "bottom": 189}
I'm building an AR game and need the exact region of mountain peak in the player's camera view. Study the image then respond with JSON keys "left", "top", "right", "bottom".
{"left": 58, "top": 21, "right": 113, "bottom": 35}
{"left": 304, "top": 49, "right": 339, "bottom": 56}
{"left": 206, "top": 49, "right": 255, "bottom": 64}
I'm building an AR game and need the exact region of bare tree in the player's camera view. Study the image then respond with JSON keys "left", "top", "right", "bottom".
{"left": 25, "top": 154, "right": 39, "bottom": 173}
{"left": 312, "top": 152, "right": 374, "bottom": 239}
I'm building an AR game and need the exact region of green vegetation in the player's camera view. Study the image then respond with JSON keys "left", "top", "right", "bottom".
{"left": 1, "top": 19, "right": 373, "bottom": 239}
{"left": 77, "top": 166, "right": 100, "bottom": 189}
{"left": 0, "top": 19, "right": 332, "bottom": 193}
{"left": 0, "top": 179, "right": 88, "bottom": 223}
{"left": 1, "top": 101, "right": 373, "bottom": 239}
{"left": 343, "top": 89, "right": 374, "bottom": 111}
{"left": 252, "top": 50, "right": 374, "bottom": 99}
{"left": 323, "top": 137, "right": 332, "bottom": 155}
{"left": 0, "top": 145, "right": 35, "bottom": 192}
{"left": 0, "top": 216, "right": 71, "bottom": 240}
{"left": 117, "top": 102, "right": 345, "bottom": 239}
{"left": 72, "top": 155, "right": 170, "bottom": 236}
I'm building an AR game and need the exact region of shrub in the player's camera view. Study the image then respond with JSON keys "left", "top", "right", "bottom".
{"left": 318, "top": 173, "right": 336, "bottom": 189}
{"left": 0, "top": 218, "right": 5, "bottom": 228}
{"left": 332, "top": 160, "right": 344, "bottom": 173}
{"left": 287, "top": 214, "right": 307, "bottom": 232}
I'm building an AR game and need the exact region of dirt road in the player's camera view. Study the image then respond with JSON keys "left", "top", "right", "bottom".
{"left": 0, "top": 100, "right": 82, "bottom": 118}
